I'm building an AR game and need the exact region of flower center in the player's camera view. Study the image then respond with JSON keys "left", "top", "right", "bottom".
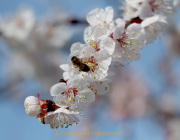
{"left": 89, "top": 40, "right": 100, "bottom": 51}
{"left": 85, "top": 56, "right": 98, "bottom": 72}
{"left": 104, "top": 23, "right": 110, "bottom": 29}
{"left": 116, "top": 32, "right": 128, "bottom": 48}
{"left": 65, "top": 87, "right": 78, "bottom": 99}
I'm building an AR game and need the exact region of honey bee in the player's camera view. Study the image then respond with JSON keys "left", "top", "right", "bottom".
{"left": 71, "top": 56, "right": 90, "bottom": 72}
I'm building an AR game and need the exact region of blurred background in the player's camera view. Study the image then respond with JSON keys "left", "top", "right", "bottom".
{"left": 0, "top": 0, "right": 180, "bottom": 140}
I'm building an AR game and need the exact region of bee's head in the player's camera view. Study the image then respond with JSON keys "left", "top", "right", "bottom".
{"left": 71, "top": 56, "right": 76, "bottom": 61}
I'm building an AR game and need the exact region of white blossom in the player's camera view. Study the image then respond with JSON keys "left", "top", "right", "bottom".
{"left": 34, "top": 23, "right": 72, "bottom": 48}
{"left": 50, "top": 77, "right": 95, "bottom": 111}
{"left": 141, "top": 15, "right": 167, "bottom": 44}
{"left": 69, "top": 43, "right": 112, "bottom": 80}
{"left": 84, "top": 25, "right": 115, "bottom": 55}
{"left": 24, "top": 96, "right": 41, "bottom": 117}
{"left": 139, "top": 0, "right": 174, "bottom": 19}
{"left": 86, "top": 6, "right": 114, "bottom": 32}
{"left": 23, "top": 2, "right": 175, "bottom": 128}
{"left": 112, "top": 22, "right": 145, "bottom": 65}
{"left": 1, "top": 7, "right": 35, "bottom": 41}
{"left": 39, "top": 107, "right": 80, "bottom": 129}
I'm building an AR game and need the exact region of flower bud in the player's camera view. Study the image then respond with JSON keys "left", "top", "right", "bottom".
{"left": 24, "top": 96, "right": 41, "bottom": 116}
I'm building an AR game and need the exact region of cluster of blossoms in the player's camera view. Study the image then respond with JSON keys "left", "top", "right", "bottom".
{"left": 0, "top": 7, "right": 72, "bottom": 50}
{"left": 0, "top": 7, "right": 75, "bottom": 93}
{"left": 24, "top": 0, "right": 177, "bottom": 128}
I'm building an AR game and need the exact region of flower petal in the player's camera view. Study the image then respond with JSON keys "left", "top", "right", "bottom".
{"left": 105, "top": 6, "right": 113, "bottom": 23}
{"left": 79, "top": 89, "right": 95, "bottom": 103}
{"left": 99, "top": 37, "right": 115, "bottom": 55}
{"left": 113, "top": 23, "right": 125, "bottom": 40}
{"left": 60, "top": 64, "right": 69, "bottom": 72}
{"left": 50, "top": 83, "right": 66, "bottom": 96}
{"left": 86, "top": 8, "right": 106, "bottom": 25}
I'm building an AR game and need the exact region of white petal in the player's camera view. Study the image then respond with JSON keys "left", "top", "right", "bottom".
{"left": 63, "top": 72, "right": 70, "bottom": 80}
{"left": 139, "top": 2, "right": 154, "bottom": 19}
{"left": 99, "top": 37, "right": 115, "bottom": 55}
{"left": 70, "top": 42, "right": 83, "bottom": 53}
{"left": 80, "top": 46, "right": 96, "bottom": 58}
{"left": 73, "top": 101, "right": 87, "bottom": 111}
{"left": 50, "top": 83, "right": 66, "bottom": 96}
{"left": 96, "top": 49, "right": 111, "bottom": 60}
{"left": 99, "top": 56, "right": 112, "bottom": 68}
{"left": 43, "top": 112, "right": 55, "bottom": 124}
{"left": 84, "top": 26, "right": 94, "bottom": 44}
{"left": 113, "top": 24, "right": 125, "bottom": 40}
{"left": 94, "top": 26, "right": 109, "bottom": 39}
{"left": 115, "top": 18, "right": 126, "bottom": 26}
{"left": 67, "top": 114, "right": 80, "bottom": 124}
{"left": 25, "top": 104, "right": 41, "bottom": 116}
{"left": 50, "top": 114, "right": 60, "bottom": 129}
{"left": 60, "top": 64, "right": 69, "bottom": 72}
{"left": 53, "top": 96, "right": 67, "bottom": 106}
{"left": 54, "top": 108, "right": 72, "bottom": 114}
{"left": 86, "top": 8, "right": 105, "bottom": 25}
{"left": 24, "top": 96, "right": 38, "bottom": 105}
{"left": 79, "top": 89, "right": 95, "bottom": 103}
{"left": 67, "top": 77, "right": 88, "bottom": 91}
{"left": 96, "top": 81, "right": 110, "bottom": 95}
{"left": 105, "top": 6, "right": 114, "bottom": 23}
{"left": 141, "top": 15, "right": 167, "bottom": 28}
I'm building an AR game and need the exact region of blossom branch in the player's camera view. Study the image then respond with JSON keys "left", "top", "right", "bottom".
{"left": 23, "top": 0, "right": 178, "bottom": 129}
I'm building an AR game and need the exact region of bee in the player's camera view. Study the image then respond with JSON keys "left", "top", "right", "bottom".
{"left": 71, "top": 56, "right": 90, "bottom": 72}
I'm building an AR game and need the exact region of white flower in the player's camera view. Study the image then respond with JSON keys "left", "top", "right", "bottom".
{"left": 24, "top": 96, "right": 41, "bottom": 117}
{"left": 141, "top": 15, "right": 167, "bottom": 44}
{"left": 112, "top": 22, "right": 145, "bottom": 65}
{"left": 68, "top": 43, "right": 112, "bottom": 80}
{"left": 34, "top": 23, "right": 71, "bottom": 48}
{"left": 50, "top": 77, "right": 95, "bottom": 111}
{"left": 84, "top": 25, "right": 115, "bottom": 55}
{"left": 86, "top": 6, "right": 114, "bottom": 32}
{"left": 1, "top": 7, "right": 35, "bottom": 41}
{"left": 121, "top": 0, "right": 143, "bottom": 21}
{"left": 139, "top": 0, "right": 174, "bottom": 19}
{"left": 39, "top": 107, "right": 80, "bottom": 129}
{"left": 59, "top": 67, "right": 113, "bottom": 95}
